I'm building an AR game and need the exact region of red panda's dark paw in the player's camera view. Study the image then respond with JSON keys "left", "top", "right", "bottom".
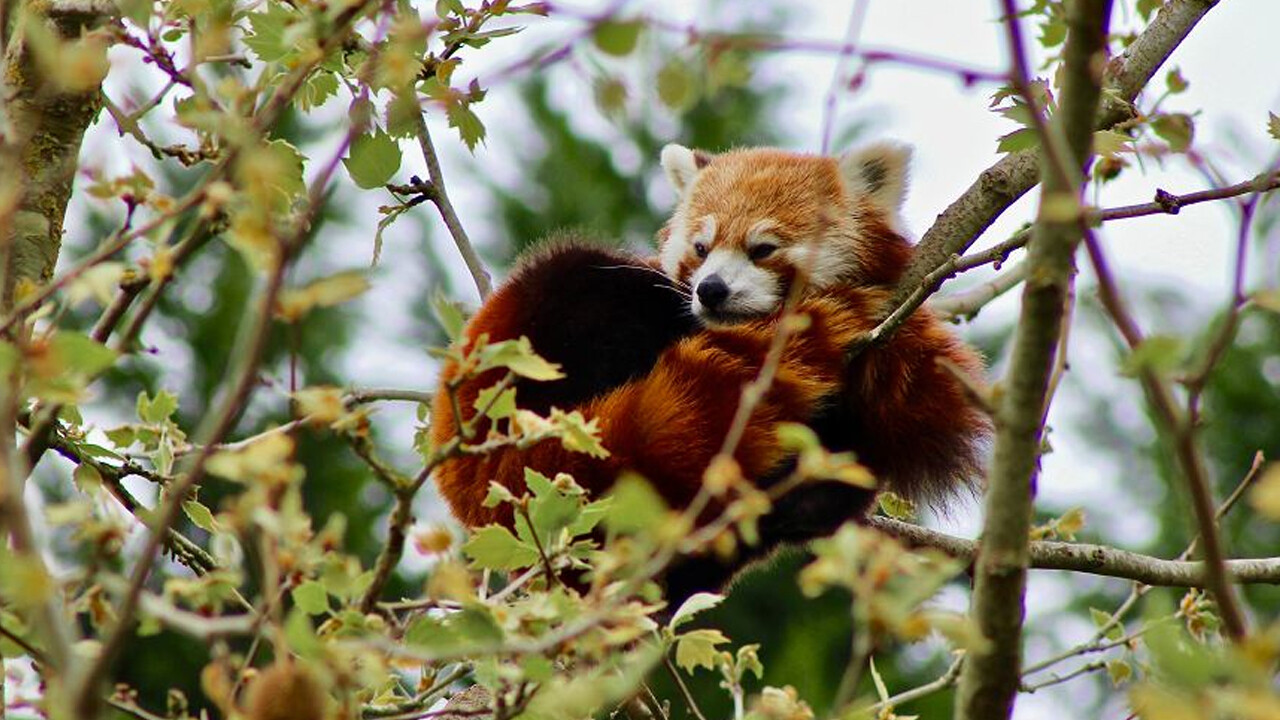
{"left": 481, "top": 241, "right": 701, "bottom": 413}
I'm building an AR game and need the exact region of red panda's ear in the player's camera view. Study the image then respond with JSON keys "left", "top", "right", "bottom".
{"left": 838, "top": 141, "right": 912, "bottom": 215}
{"left": 661, "top": 144, "right": 713, "bottom": 195}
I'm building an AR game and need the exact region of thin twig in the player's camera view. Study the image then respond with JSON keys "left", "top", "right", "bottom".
{"left": 931, "top": 260, "right": 1028, "bottom": 321}
{"left": 410, "top": 110, "right": 491, "bottom": 299}
{"left": 662, "top": 655, "right": 709, "bottom": 720}
{"left": 818, "top": 0, "right": 869, "bottom": 155}
{"left": 857, "top": 655, "right": 963, "bottom": 716}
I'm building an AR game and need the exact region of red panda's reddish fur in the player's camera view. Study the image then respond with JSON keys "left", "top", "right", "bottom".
{"left": 431, "top": 279, "right": 987, "bottom": 528}
{"left": 430, "top": 144, "right": 991, "bottom": 592}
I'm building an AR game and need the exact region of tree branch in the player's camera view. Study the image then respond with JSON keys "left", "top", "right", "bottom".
{"left": 0, "top": 0, "right": 115, "bottom": 306}
{"left": 893, "top": 0, "right": 1222, "bottom": 312}
{"left": 954, "top": 3, "right": 1112, "bottom": 719}
{"left": 410, "top": 110, "right": 492, "bottom": 299}
{"left": 868, "top": 516, "right": 1280, "bottom": 587}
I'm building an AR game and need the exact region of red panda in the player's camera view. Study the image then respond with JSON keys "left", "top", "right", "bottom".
{"left": 430, "top": 143, "right": 989, "bottom": 596}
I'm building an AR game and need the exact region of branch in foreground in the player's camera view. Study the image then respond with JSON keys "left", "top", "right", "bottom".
{"left": 954, "top": 3, "right": 1112, "bottom": 719}
{"left": 868, "top": 517, "right": 1280, "bottom": 587}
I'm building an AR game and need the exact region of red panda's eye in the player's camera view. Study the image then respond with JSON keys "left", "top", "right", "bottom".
{"left": 693, "top": 242, "right": 708, "bottom": 258}
{"left": 749, "top": 243, "right": 777, "bottom": 261}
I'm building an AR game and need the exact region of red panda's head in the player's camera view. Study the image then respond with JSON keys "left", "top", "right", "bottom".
{"left": 657, "top": 143, "right": 914, "bottom": 325}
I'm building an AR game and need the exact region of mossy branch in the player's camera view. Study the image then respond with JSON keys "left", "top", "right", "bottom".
{"left": 0, "top": 0, "right": 116, "bottom": 308}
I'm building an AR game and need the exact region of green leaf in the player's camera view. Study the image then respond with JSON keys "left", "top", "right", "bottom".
{"left": 405, "top": 606, "right": 503, "bottom": 653}
{"left": 284, "top": 608, "right": 320, "bottom": 658}
{"left": 1152, "top": 113, "right": 1194, "bottom": 152}
{"left": 73, "top": 462, "right": 103, "bottom": 491}
{"left": 593, "top": 76, "right": 628, "bottom": 117}
{"left": 292, "top": 580, "right": 330, "bottom": 615}
{"left": 138, "top": 389, "right": 179, "bottom": 425}
{"left": 1038, "top": 17, "right": 1066, "bottom": 48}
{"left": 1090, "top": 607, "right": 1115, "bottom": 630}
{"left": 343, "top": 131, "right": 402, "bottom": 190}
{"left": 605, "top": 474, "right": 668, "bottom": 534}
{"left": 1268, "top": 111, "right": 1280, "bottom": 141}
{"left": 182, "top": 500, "right": 218, "bottom": 533}
{"left": 53, "top": 332, "right": 117, "bottom": 378}
{"left": 1165, "top": 67, "right": 1188, "bottom": 94}
{"left": 461, "top": 525, "right": 539, "bottom": 570}
{"left": 104, "top": 426, "right": 137, "bottom": 450}
{"left": 525, "top": 468, "right": 580, "bottom": 543}
{"left": 1093, "top": 129, "right": 1134, "bottom": 157}
{"left": 1253, "top": 289, "right": 1280, "bottom": 314}
{"left": 657, "top": 59, "right": 695, "bottom": 111}
{"left": 674, "top": 628, "right": 729, "bottom": 673}
{"left": 1136, "top": 0, "right": 1163, "bottom": 21}
{"left": 996, "top": 127, "right": 1039, "bottom": 154}
{"left": 707, "top": 49, "right": 752, "bottom": 91}
{"left": 1106, "top": 659, "right": 1132, "bottom": 686}
{"left": 299, "top": 71, "right": 339, "bottom": 112}
{"left": 593, "top": 19, "right": 643, "bottom": 56}
{"left": 479, "top": 337, "right": 563, "bottom": 381}
{"left": 668, "top": 592, "right": 725, "bottom": 631}
{"left": 278, "top": 270, "right": 372, "bottom": 321}
{"left": 244, "top": 2, "right": 295, "bottom": 63}
{"left": 1143, "top": 619, "right": 1216, "bottom": 688}
{"left": 551, "top": 409, "right": 609, "bottom": 458}
{"left": 435, "top": 0, "right": 465, "bottom": 19}
{"left": 446, "top": 100, "right": 486, "bottom": 152}
{"left": 117, "top": 0, "right": 152, "bottom": 28}
{"left": 483, "top": 481, "right": 519, "bottom": 508}
{"left": 386, "top": 92, "right": 421, "bottom": 139}
{"left": 432, "top": 292, "right": 467, "bottom": 342}
{"left": 474, "top": 383, "right": 517, "bottom": 420}
{"left": 775, "top": 422, "right": 821, "bottom": 453}
{"left": 1121, "top": 335, "right": 1185, "bottom": 377}
{"left": 876, "top": 491, "right": 916, "bottom": 521}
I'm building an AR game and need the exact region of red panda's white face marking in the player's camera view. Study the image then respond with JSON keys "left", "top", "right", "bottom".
{"left": 659, "top": 142, "right": 913, "bottom": 324}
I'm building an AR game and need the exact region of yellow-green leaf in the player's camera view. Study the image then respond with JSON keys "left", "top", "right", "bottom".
{"left": 668, "top": 592, "right": 725, "bottom": 631}
{"left": 182, "top": 500, "right": 218, "bottom": 533}
{"left": 343, "top": 131, "right": 402, "bottom": 190}
{"left": 1249, "top": 464, "right": 1280, "bottom": 520}
{"left": 461, "top": 525, "right": 539, "bottom": 570}
{"left": 291, "top": 580, "right": 330, "bottom": 615}
{"left": 593, "top": 19, "right": 643, "bottom": 56}
{"left": 674, "top": 628, "right": 729, "bottom": 673}
{"left": 657, "top": 58, "right": 695, "bottom": 111}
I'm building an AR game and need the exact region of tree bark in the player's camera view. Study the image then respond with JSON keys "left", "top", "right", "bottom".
{"left": 953, "top": 2, "right": 1113, "bottom": 719}
{"left": 0, "top": 0, "right": 115, "bottom": 310}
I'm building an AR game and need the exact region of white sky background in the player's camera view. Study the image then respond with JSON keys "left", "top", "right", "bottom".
{"left": 27, "top": 1, "right": 1280, "bottom": 718}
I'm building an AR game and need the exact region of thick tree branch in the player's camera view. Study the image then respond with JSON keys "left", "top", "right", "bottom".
{"left": 894, "top": 0, "right": 1221, "bottom": 311}
{"left": 954, "top": 3, "right": 1112, "bottom": 720}
{"left": 0, "top": 1, "right": 115, "bottom": 306}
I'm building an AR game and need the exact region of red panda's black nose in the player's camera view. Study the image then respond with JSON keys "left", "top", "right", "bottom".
{"left": 696, "top": 274, "right": 730, "bottom": 309}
